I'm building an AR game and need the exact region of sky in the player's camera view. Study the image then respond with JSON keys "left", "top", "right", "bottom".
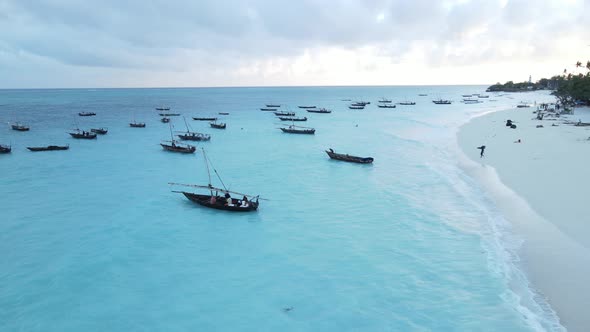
{"left": 0, "top": 0, "right": 588, "bottom": 88}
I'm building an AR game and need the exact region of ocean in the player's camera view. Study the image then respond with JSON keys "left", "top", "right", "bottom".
{"left": 0, "top": 86, "right": 562, "bottom": 331}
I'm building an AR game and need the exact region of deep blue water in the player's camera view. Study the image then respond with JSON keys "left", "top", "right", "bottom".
{"left": 0, "top": 87, "right": 561, "bottom": 331}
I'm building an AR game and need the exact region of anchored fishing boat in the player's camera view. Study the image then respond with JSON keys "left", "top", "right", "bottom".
{"left": 129, "top": 121, "right": 146, "bottom": 128}
{"left": 378, "top": 98, "right": 392, "bottom": 103}
{"left": 307, "top": 108, "right": 331, "bottom": 113}
{"left": 398, "top": 101, "right": 416, "bottom": 105}
{"left": 91, "top": 128, "right": 108, "bottom": 134}
{"left": 210, "top": 121, "right": 226, "bottom": 129}
{"left": 159, "top": 113, "right": 180, "bottom": 116}
{"left": 193, "top": 117, "right": 217, "bottom": 121}
{"left": 266, "top": 104, "right": 281, "bottom": 108}
{"left": 155, "top": 107, "right": 170, "bottom": 111}
{"left": 279, "top": 116, "right": 307, "bottom": 121}
{"left": 298, "top": 105, "right": 316, "bottom": 109}
{"left": 177, "top": 117, "right": 211, "bottom": 141}
{"left": 78, "top": 112, "right": 96, "bottom": 116}
{"left": 432, "top": 99, "right": 452, "bottom": 105}
{"left": 349, "top": 105, "right": 364, "bottom": 109}
{"left": 260, "top": 108, "right": 277, "bottom": 111}
{"left": 11, "top": 123, "right": 30, "bottom": 131}
{"left": 169, "top": 148, "right": 262, "bottom": 212}
{"left": 378, "top": 104, "right": 396, "bottom": 108}
{"left": 326, "top": 148, "right": 373, "bottom": 164}
{"left": 27, "top": 145, "right": 69, "bottom": 152}
{"left": 280, "top": 125, "right": 315, "bottom": 134}
{"left": 161, "top": 117, "right": 171, "bottom": 123}
{"left": 0, "top": 144, "right": 11, "bottom": 153}
{"left": 69, "top": 129, "right": 97, "bottom": 139}
{"left": 274, "top": 111, "right": 295, "bottom": 116}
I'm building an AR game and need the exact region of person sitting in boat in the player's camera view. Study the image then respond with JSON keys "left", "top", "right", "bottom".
{"left": 240, "top": 196, "right": 249, "bottom": 208}
{"left": 225, "top": 192, "right": 233, "bottom": 206}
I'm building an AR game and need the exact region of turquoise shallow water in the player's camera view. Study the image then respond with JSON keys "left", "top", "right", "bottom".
{"left": 0, "top": 87, "right": 561, "bottom": 331}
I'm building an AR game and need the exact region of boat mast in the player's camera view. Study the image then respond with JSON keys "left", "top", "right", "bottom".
{"left": 169, "top": 123, "right": 174, "bottom": 142}
{"left": 202, "top": 148, "right": 213, "bottom": 195}
{"left": 183, "top": 116, "right": 190, "bottom": 132}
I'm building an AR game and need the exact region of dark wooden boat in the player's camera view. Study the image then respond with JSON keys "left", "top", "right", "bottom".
{"left": 260, "top": 108, "right": 277, "bottom": 111}
{"left": 351, "top": 102, "right": 366, "bottom": 107}
{"left": 353, "top": 101, "right": 370, "bottom": 106}
{"left": 274, "top": 111, "right": 295, "bottom": 116}
{"left": 279, "top": 116, "right": 307, "bottom": 121}
{"left": 378, "top": 104, "right": 396, "bottom": 108}
{"left": 210, "top": 121, "right": 226, "bottom": 129}
{"left": 378, "top": 98, "right": 392, "bottom": 103}
{"left": 326, "top": 149, "right": 373, "bottom": 164}
{"left": 159, "top": 113, "right": 180, "bottom": 116}
{"left": 219, "top": 112, "right": 230, "bottom": 115}
{"left": 478, "top": 95, "right": 489, "bottom": 98}
{"left": 160, "top": 141, "right": 196, "bottom": 153}
{"left": 78, "top": 112, "right": 96, "bottom": 116}
{"left": 280, "top": 125, "right": 315, "bottom": 134}
{"left": 0, "top": 144, "right": 11, "bottom": 153}
{"left": 399, "top": 101, "right": 416, "bottom": 105}
{"left": 307, "top": 108, "right": 331, "bottom": 113}
{"left": 169, "top": 148, "right": 262, "bottom": 212}
{"left": 69, "top": 130, "right": 97, "bottom": 139}
{"left": 298, "top": 105, "right": 316, "bottom": 109}
{"left": 27, "top": 145, "right": 69, "bottom": 152}
{"left": 11, "top": 123, "right": 30, "bottom": 131}
{"left": 161, "top": 117, "right": 171, "bottom": 123}
{"left": 432, "top": 99, "right": 452, "bottom": 105}
{"left": 266, "top": 104, "right": 280, "bottom": 108}
{"left": 156, "top": 107, "right": 170, "bottom": 111}
{"left": 176, "top": 117, "right": 211, "bottom": 141}
{"left": 129, "top": 122, "right": 146, "bottom": 128}
{"left": 91, "top": 128, "right": 108, "bottom": 134}
{"left": 349, "top": 106, "right": 364, "bottom": 110}
{"left": 193, "top": 117, "right": 217, "bottom": 121}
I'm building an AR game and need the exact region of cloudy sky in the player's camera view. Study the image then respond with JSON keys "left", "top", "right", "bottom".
{"left": 0, "top": 0, "right": 588, "bottom": 88}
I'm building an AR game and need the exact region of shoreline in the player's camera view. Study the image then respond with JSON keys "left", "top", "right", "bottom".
{"left": 457, "top": 106, "right": 590, "bottom": 331}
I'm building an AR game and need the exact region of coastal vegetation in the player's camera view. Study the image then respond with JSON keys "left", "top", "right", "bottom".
{"left": 488, "top": 60, "right": 590, "bottom": 107}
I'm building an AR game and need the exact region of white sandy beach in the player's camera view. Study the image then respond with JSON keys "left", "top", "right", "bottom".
{"left": 458, "top": 105, "right": 590, "bottom": 331}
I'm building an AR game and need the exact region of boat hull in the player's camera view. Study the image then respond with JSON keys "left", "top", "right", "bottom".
{"left": 177, "top": 133, "right": 211, "bottom": 141}
{"left": 91, "top": 128, "right": 108, "bottom": 134}
{"left": 27, "top": 145, "right": 69, "bottom": 152}
{"left": 161, "top": 144, "right": 196, "bottom": 153}
{"left": 69, "top": 132, "right": 97, "bottom": 139}
{"left": 182, "top": 192, "right": 258, "bottom": 212}
{"left": 280, "top": 128, "right": 315, "bottom": 134}
{"left": 326, "top": 151, "right": 373, "bottom": 164}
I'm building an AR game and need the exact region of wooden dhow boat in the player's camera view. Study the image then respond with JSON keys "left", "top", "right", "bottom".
{"left": 161, "top": 124, "right": 196, "bottom": 153}
{"left": 91, "top": 128, "right": 108, "bottom": 134}
{"left": 169, "top": 148, "right": 262, "bottom": 212}
{"left": 260, "top": 108, "right": 277, "bottom": 111}
{"left": 69, "top": 129, "right": 97, "bottom": 139}
{"left": 378, "top": 98, "right": 392, "bottom": 103}
{"left": 274, "top": 111, "right": 295, "bottom": 116}
{"left": 280, "top": 125, "right": 315, "bottom": 134}
{"left": 161, "top": 117, "right": 171, "bottom": 123}
{"left": 326, "top": 148, "right": 373, "bottom": 164}
{"left": 11, "top": 123, "right": 30, "bottom": 131}
{"left": 193, "top": 117, "right": 217, "bottom": 121}
{"left": 378, "top": 104, "right": 396, "bottom": 108}
{"left": 27, "top": 145, "right": 69, "bottom": 152}
{"left": 210, "top": 121, "right": 226, "bottom": 129}
{"left": 266, "top": 104, "right": 281, "bottom": 108}
{"left": 398, "top": 101, "right": 416, "bottom": 105}
{"left": 177, "top": 117, "right": 211, "bottom": 141}
{"left": 0, "top": 144, "right": 11, "bottom": 153}
{"left": 349, "top": 105, "right": 364, "bottom": 110}
{"left": 156, "top": 107, "right": 170, "bottom": 111}
{"left": 298, "top": 105, "right": 316, "bottom": 109}
{"left": 432, "top": 99, "right": 452, "bottom": 105}
{"left": 129, "top": 121, "right": 146, "bottom": 128}
{"left": 307, "top": 108, "right": 331, "bottom": 113}
{"left": 78, "top": 112, "right": 96, "bottom": 116}
{"left": 279, "top": 116, "right": 307, "bottom": 121}
{"left": 159, "top": 113, "right": 180, "bottom": 116}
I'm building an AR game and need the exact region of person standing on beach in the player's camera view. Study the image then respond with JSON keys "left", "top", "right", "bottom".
{"left": 477, "top": 145, "right": 486, "bottom": 158}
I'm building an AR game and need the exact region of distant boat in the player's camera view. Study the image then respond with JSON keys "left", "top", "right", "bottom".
{"left": 266, "top": 104, "right": 281, "bottom": 108}
{"left": 91, "top": 128, "right": 108, "bottom": 134}
{"left": 274, "top": 111, "right": 295, "bottom": 116}
{"left": 478, "top": 95, "right": 489, "bottom": 98}
{"left": 298, "top": 105, "right": 316, "bottom": 109}
{"left": 69, "top": 129, "right": 97, "bottom": 139}
{"left": 210, "top": 121, "right": 226, "bottom": 129}
{"left": 78, "top": 112, "right": 96, "bottom": 117}
{"left": 0, "top": 144, "right": 11, "bottom": 153}
{"left": 351, "top": 102, "right": 366, "bottom": 107}
{"left": 462, "top": 94, "right": 472, "bottom": 97}
{"left": 279, "top": 116, "right": 307, "bottom": 121}
{"left": 378, "top": 104, "right": 396, "bottom": 108}
{"left": 517, "top": 102, "right": 531, "bottom": 108}
{"left": 27, "top": 145, "right": 69, "bottom": 152}
{"left": 177, "top": 117, "right": 211, "bottom": 141}
{"left": 307, "top": 108, "right": 331, "bottom": 113}
{"left": 260, "top": 108, "right": 277, "bottom": 111}
{"left": 161, "top": 117, "right": 170, "bottom": 123}
{"left": 353, "top": 101, "right": 370, "bottom": 106}
{"left": 159, "top": 113, "right": 180, "bottom": 116}
{"left": 398, "top": 101, "right": 416, "bottom": 105}
{"left": 378, "top": 98, "right": 392, "bottom": 103}
{"left": 169, "top": 148, "right": 261, "bottom": 212}
{"left": 432, "top": 99, "right": 452, "bottom": 105}
{"left": 193, "top": 117, "right": 217, "bottom": 121}
{"left": 418, "top": 94, "right": 428, "bottom": 96}
{"left": 161, "top": 124, "right": 196, "bottom": 154}
{"left": 326, "top": 149, "right": 373, "bottom": 164}
{"left": 280, "top": 125, "right": 315, "bottom": 134}
{"left": 130, "top": 122, "right": 146, "bottom": 128}
{"left": 11, "top": 123, "right": 29, "bottom": 131}
{"left": 349, "top": 105, "right": 364, "bottom": 110}
{"left": 462, "top": 99, "right": 481, "bottom": 104}
{"left": 155, "top": 107, "right": 170, "bottom": 111}
{"left": 219, "top": 112, "right": 230, "bottom": 115}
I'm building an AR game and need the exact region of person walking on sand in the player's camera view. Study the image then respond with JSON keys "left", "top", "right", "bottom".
{"left": 477, "top": 145, "right": 486, "bottom": 158}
